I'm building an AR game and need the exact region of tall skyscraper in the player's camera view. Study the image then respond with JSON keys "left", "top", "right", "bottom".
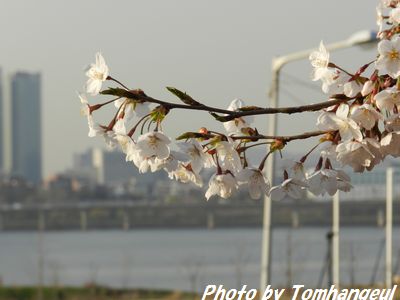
{"left": 11, "top": 72, "right": 42, "bottom": 184}
{"left": 0, "top": 69, "right": 3, "bottom": 173}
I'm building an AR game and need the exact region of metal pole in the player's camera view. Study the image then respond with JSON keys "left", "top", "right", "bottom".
{"left": 260, "top": 63, "right": 279, "bottom": 296}
{"left": 80, "top": 210, "right": 87, "bottom": 231}
{"left": 258, "top": 31, "right": 376, "bottom": 295}
{"left": 37, "top": 210, "right": 45, "bottom": 300}
{"left": 332, "top": 192, "right": 340, "bottom": 288}
{"left": 326, "top": 232, "right": 333, "bottom": 286}
{"left": 386, "top": 167, "right": 393, "bottom": 288}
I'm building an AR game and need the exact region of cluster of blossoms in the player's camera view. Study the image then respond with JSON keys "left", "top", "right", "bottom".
{"left": 80, "top": 63, "right": 270, "bottom": 200}
{"left": 310, "top": 1, "right": 400, "bottom": 179}
{"left": 78, "top": 0, "right": 400, "bottom": 201}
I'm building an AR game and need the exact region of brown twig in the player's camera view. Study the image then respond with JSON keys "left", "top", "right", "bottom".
{"left": 230, "top": 130, "right": 329, "bottom": 142}
{"left": 103, "top": 88, "right": 352, "bottom": 121}
{"left": 183, "top": 130, "right": 330, "bottom": 145}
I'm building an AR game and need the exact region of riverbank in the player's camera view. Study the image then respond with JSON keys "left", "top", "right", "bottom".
{"left": 1, "top": 200, "right": 398, "bottom": 231}
{"left": 0, "top": 286, "right": 196, "bottom": 300}
{"left": 0, "top": 285, "right": 399, "bottom": 300}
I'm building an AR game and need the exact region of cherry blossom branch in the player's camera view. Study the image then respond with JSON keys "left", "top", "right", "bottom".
{"left": 78, "top": 2, "right": 400, "bottom": 201}
{"left": 107, "top": 76, "right": 130, "bottom": 90}
{"left": 179, "top": 130, "right": 330, "bottom": 143}
{"left": 258, "top": 150, "right": 273, "bottom": 171}
{"left": 237, "top": 142, "right": 272, "bottom": 152}
{"left": 230, "top": 130, "right": 330, "bottom": 142}
{"left": 89, "top": 96, "right": 121, "bottom": 113}
{"left": 128, "top": 113, "right": 152, "bottom": 137}
{"left": 100, "top": 87, "right": 352, "bottom": 121}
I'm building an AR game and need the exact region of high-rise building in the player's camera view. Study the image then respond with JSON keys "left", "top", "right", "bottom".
{"left": 0, "top": 69, "right": 3, "bottom": 173}
{"left": 11, "top": 72, "right": 42, "bottom": 184}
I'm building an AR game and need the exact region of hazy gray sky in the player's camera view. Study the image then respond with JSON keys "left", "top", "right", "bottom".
{"left": 0, "top": 0, "right": 377, "bottom": 177}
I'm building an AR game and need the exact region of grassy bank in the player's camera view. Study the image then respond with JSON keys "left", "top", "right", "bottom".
{"left": 0, "top": 285, "right": 399, "bottom": 300}
{"left": 0, "top": 286, "right": 197, "bottom": 300}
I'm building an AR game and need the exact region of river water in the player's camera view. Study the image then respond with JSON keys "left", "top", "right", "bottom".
{"left": 0, "top": 227, "right": 399, "bottom": 291}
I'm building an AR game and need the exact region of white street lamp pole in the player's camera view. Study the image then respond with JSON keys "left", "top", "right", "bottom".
{"left": 386, "top": 167, "right": 393, "bottom": 288}
{"left": 332, "top": 192, "right": 340, "bottom": 288}
{"left": 259, "top": 30, "right": 377, "bottom": 295}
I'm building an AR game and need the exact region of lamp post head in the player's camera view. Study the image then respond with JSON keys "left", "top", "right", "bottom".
{"left": 347, "top": 30, "right": 378, "bottom": 46}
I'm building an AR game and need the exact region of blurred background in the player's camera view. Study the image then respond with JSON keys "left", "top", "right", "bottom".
{"left": 0, "top": 0, "right": 399, "bottom": 299}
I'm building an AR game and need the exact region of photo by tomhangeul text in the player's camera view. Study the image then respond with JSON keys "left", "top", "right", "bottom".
{"left": 201, "top": 284, "right": 398, "bottom": 300}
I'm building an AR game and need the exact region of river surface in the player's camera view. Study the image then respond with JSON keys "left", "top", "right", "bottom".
{"left": 0, "top": 227, "right": 399, "bottom": 291}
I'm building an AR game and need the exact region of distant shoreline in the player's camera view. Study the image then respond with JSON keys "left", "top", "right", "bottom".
{"left": 0, "top": 225, "right": 399, "bottom": 234}
{"left": 0, "top": 200, "right": 398, "bottom": 231}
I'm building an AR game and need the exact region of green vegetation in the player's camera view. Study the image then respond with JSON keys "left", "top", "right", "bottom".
{"left": 1, "top": 285, "right": 399, "bottom": 300}
{"left": 0, "top": 286, "right": 197, "bottom": 300}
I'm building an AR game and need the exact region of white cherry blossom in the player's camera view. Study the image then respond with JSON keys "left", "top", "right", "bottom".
{"left": 344, "top": 80, "right": 363, "bottom": 98}
{"left": 320, "top": 142, "right": 338, "bottom": 161}
{"left": 216, "top": 141, "right": 242, "bottom": 174}
{"left": 320, "top": 69, "right": 350, "bottom": 95}
{"left": 282, "top": 160, "right": 306, "bottom": 181}
{"left": 86, "top": 118, "right": 98, "bottom": 137}
{"left": 115, "top": 99, "right": 151, "bottom": 120}
{"left": 113, "top": 118, "right": 126, "bottom": 135}
{"left": 223, "top": 99, "right": 254, "bottom": 135}
{"left": 178, "top": 139, "right": 213, "bottom": 173}
{"left": 309, "top": 41, "right": 330, "bottom": 81}
{"left": 379, "top": 0, "right": 393, "bottom": 8}
{"left": 205, "top": 173, "right": 238, "bottom": 200}
{"left": 149, "top": 150, "right": 188, "bottom": 174}
{"left": 350, "top": 104, "right": 383, "bottom": 130}
{"left": 378, "top": 0, "right": 394, "bottom": 8}
{"left": 385, "top": 113, "right": 400, "bottom": 131}
{"left": 361, "top": 80, "right": 375, "bottom": 96}
{"left": 317, "top": 104, "right": 362, "bottom": 141}
{"left": 236, "top": 168, "right": 270, "bottom": 200}
{"left": 335, "top": 169, "right": 353, "bottom": 192}
{"left": 365, "top": 138, "right": 383, "bottom": 171}
{"left": 78, "top": 93, "right": 97, "bottom": 137}
{"left": 269, "top": 178, "right": 308, "bottom": 201}
{"left": 126, "top": 144, "right": 167, "bottom": 174}
{"left": 98, "top": 128, "right": 117, "bottom": 148}
{"left": 153, "top": 151, "right": 187, "bottom": 173}
{"left": 376, "top": 36, "right": 400, "bottom": 78}
{"left": 138, "top": 157, "right": 156, "bottom": 173}
{"left": 113, "top": 119, "right": 134, "bottom": 153}
{"left": 136, "top": 132, "right": 171, "bottom": 160}
{"left": 377, "top": 4, "right": 385, "bottom": 33}
{"left": 381, "top": 131, "right": 400, "bottom": 157}
{"left": 307, "top": 168, "right": 352, "bottom": 196}
{"left": 85, "top": 52, "right": 109, "bottom": 95}
{"left": 168, "top": 164, "right": 203, "bottom": 187}
{"left": 79, "top": 93, "right": 90, "bottom": 116}
{"left": 307, "top": 169, "right": 338, "bottom": 196}
{"left": 389, "top": 6, "right": 400, "bottom": 24}
{"left": 337, "top": 179, "right": 353, "bottom": 193}
{"left": 374, "top": 87, "right": 400, "bottom": 111}
{"left": 125, "top": 142, "right": 140, "bottom": 162}
{"left": 336, "top": 139, "right": 379, "bottom": 172}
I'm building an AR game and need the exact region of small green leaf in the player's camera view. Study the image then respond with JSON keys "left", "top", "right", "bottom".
{"left": 270, "top": 139, "right": 285, "bottom": 152}
{"left": 176, "top": 132, "right": 209, "bottom": 140}
{"left": 166, "top": 87, "right": 202, "bottom": 106}
{"left": 101, "top": 87, "right": 134, "bottom": 98}
{"left": 150, "top": 106, "right": 169, "bottom": 122}
{"left": 209, "top": 112, "right": 232, "bottom": 122}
